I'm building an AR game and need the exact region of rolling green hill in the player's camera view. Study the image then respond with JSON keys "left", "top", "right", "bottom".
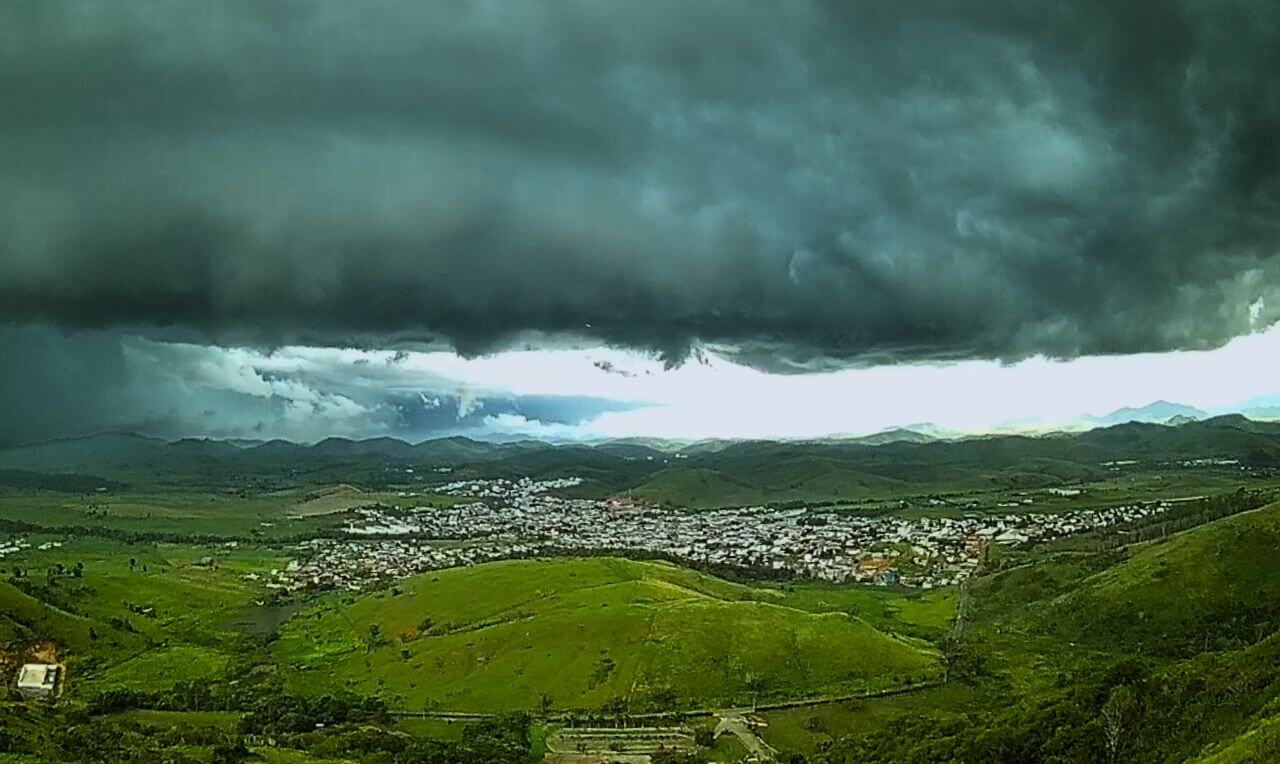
{"left": 1036, "top": 500, "right": 1280, "bottom": 656}
{"left": 273, "top": 557, "right": 942, "bottom": 712}
{"left": 630, "top": 467, "right": 767, "bottom": 507}
{"left": 0, "top": 578, "right": 102, "bottom": 653}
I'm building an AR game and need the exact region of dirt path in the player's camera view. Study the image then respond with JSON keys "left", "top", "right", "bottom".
{"left": 715, "top": 713, "right": 777, "bottom": 760}
{"left": 389, "top": 679, "right": 944, "bottom": 722}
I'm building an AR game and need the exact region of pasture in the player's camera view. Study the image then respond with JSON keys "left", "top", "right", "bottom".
{"left": 273, "top": 557, "right": 944, "bottom": 712}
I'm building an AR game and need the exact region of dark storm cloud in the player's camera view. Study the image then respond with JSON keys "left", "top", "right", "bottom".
{"left": 2, "top": 0, "right": 1279, "bottom": 367}
{"left": 0, "top": 326, "right": 392, "bottom": 443}
{"left": 0, "top": 327, "right": 152, "bottom": 443}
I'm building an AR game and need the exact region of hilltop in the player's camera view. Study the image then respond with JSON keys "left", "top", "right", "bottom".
{"left": 273, "top": 557, "right": 944, "bottom": 712}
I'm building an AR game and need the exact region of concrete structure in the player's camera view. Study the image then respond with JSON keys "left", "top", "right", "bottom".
{"left": 16, "top": 663, "right": 58, "bottom": 698}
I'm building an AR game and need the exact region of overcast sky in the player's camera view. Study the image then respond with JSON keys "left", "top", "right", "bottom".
{"left": 2, "top": 1, "right": 1278, "bottom": 443}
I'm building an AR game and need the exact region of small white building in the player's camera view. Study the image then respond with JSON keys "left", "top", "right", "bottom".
{"left": 16, "top": 663, "right": 58, "bottom": 698}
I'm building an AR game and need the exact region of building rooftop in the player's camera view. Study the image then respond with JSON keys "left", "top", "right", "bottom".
{"left": 16, "top": 663, "right": 58, "bottom": 695}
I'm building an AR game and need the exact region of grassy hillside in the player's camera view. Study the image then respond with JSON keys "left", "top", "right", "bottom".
{"left": 1, "top": 537, "right": 292, "bottom": 695}
{"left": 0, "top": 578, "right": 105, "bottom": 654}
{"left": 1195, "top": 707, "right": 1280, "bottom": 762}
{"left": 630, "top": 467, "right": 767, "bottom": 507}
{"left": 1036, "top": 500, "right": 1280, "bottom": 656}
{"left": 273, "top": 557, "right": 942, "bottom": 712}
{"left": 0, "top": 488, "right": 352, "bottom": 539}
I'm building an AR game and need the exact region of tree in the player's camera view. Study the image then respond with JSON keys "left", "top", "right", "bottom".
{"left": 941, "top": 636, "right": 987, "bottom": 683}
{"left": 210, "top": 736, "right": 252, "bottom": 764}
{"left": 601, "top": 695, "right": 627, "bottom": 716}
{"left": 646, "top": 685, "right": 678, "bottom": 712}
{"left": 1101, "top": 684, "right": 1138, "bottom": 764}
{"left": 366, "top": 623, "right": 385, "bottom": 650}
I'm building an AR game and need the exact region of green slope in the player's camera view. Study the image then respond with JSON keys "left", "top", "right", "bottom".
{"left": 1195, "top": 708, "right": 1280, "bottom": 763}
{"left": 273, "top": 557, "right": 941, "bottom": 712}
{"left": 812, "top": 502, "right": 1280, "bottom": 764}
{"left": 1036, "top": 500, "right": 1280, "bottom": 656}
{"left": 0, "top": 578, "right": 99, "bottom": 651}
{"left": 631, "top": 467, "right": 766, "bottom": 507}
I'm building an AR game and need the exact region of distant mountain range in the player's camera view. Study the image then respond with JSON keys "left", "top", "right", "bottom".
{"left": 846, "top": 427, "right": 939, "bottom": 446}
{"left": 2, "top": 398, "right": 1278, "bottom": 475}
{"left": 3, "top": 412, "right": 1278, "bottom": 469}
{"left": 1236, "top": 394, "right": 1280, "bottom": 422}
{"left": 3, "top": 414, "right": 1280, "bottom": 511}
{"left": 837, "top": 423, "right": 967, "bottom": 445}
{"left": 1085, "top": 400, "right": 1208, "bottom": 427}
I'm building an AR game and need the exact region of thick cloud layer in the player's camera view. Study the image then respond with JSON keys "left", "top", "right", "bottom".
{"left": 2, "top": 1, "right": 1279, "bottom": 367}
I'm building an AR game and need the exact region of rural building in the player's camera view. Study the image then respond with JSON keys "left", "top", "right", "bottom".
{"left": 16, "top": 663, "right": 59, "bottom": 698}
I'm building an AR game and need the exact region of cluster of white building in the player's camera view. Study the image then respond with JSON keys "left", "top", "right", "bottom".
{"left": 0, "top": 536, "right": 33, "bottom": 560}
{"left": 273, "top": 478, "right": 1186, "bottom": 592}
{"left": 0, "top": 537, "right": 64, "bottom": 559}
{"left": 434, "top": 476, "right": 583, "bottom": 498}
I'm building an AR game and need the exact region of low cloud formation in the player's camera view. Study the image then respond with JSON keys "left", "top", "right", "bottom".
{"left": 2, "top": 2, "right": 1279, "bottom": 368}
{"left": 6, "top": 323, "right": 1280, "bottom": 444}
{"left": 0, "top": 328, "right": 638, "bottom": 444}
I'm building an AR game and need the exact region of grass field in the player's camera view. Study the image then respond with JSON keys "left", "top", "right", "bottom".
{"left": 757, "top": 683, "right": 985, "bottom": 755}
{"left": 0, "top": 487, "right": 355, "bottom": 539}
{"left": 757, "top": 581, "right": 955, "bottom": 641}
{"left": 273, "top": 557, "right": 943, "bottom": 712}
{"left": 0, "top": 534, "right": 291, "bottom": 692}
{"left": 287, "top": 485, "right": 465, "bottom": 517}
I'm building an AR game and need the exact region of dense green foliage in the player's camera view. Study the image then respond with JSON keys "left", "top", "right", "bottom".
{"left": 0, "top": 701, "right": 539, "bottom": 763}
{"left": 816, "top": 632, "right": 1280, "bottom": 763}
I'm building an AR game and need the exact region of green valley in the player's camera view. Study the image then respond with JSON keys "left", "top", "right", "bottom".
{"left": 1, "top": 426, "right": 1279, "bottom": 762}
